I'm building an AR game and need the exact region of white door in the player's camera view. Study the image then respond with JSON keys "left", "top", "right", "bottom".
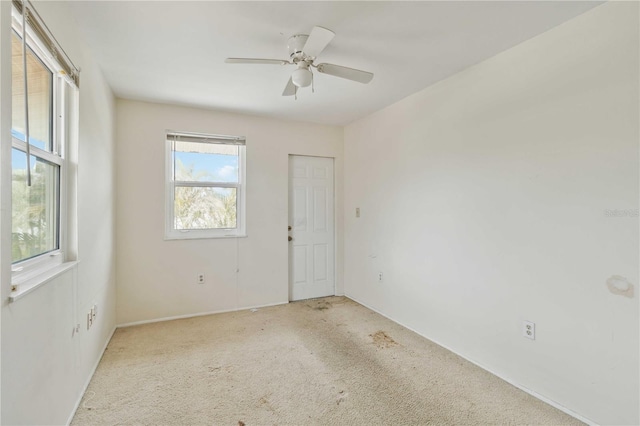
{"left": 288, "top": 155, "right": 335, "bottom": 301}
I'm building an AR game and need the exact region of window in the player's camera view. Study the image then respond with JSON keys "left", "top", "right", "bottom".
{"left": 165, "top": 131, "right": 246, "bottom": 239}
{"left": 10, "top": 3, "right": 79, "bottom": 292}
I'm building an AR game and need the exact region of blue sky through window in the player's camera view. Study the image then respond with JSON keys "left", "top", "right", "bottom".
{"left": 174, "top": 151, "right": 239, "bottom": 183}
{"left": 11, "top": 130, "right": 47, "bottom": 171}
{"left": 12, "top": 126, "right": 47, "bottom": 152}
{"left": 12, "top": 149, "right": 27, "bottom": 170}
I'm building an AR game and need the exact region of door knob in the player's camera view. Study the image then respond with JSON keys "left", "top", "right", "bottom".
{"left": 288, "top": 236, "right": 293, "bottom": 241}
{"left": 288, "top": 225, "right": 292, "bottom": 231}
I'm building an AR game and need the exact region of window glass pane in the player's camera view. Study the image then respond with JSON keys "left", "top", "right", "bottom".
{"left": 12, "top": 149, "right": 59, "bottom": 262}
{"left": 174, "top": 141, "right": 239, "bottom": 183}
{"left": 174, "top": 187, "right": 237, "bottom": 230}
{"left": 11, "top": 32, "right": 53, "bottom": 152}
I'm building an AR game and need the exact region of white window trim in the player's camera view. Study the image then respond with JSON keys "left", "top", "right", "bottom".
{"left": 164, "top": 131, "right": 247, "bottom": 240}
{"left": 9, "top": 5, "right": 78, "bottom": 300}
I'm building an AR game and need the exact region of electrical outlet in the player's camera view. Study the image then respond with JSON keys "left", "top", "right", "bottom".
{"left": 197, "top": 273, "right": 205, "bottom": 284}
{"left": 378, "top": 272, "right": 383, "bottom": 282}
{"left": 90, "top": 305, "right": 97, "bottom": 329}
{"left": 523, "top": 321, "right": 535, "bottom": 340}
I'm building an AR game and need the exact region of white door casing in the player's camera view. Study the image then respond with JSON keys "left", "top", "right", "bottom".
{"left": 288, "top": 155, "right": 335, "bottom": 301}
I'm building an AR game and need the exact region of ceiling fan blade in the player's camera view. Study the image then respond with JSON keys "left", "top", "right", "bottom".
{"left": 282, "top": 77, "right": 296, "bottom": 96}
{"left": 302, "top": 26, "right": 335, "bottom": 58}
{"left": 225, "top": 58, "right": 290, "bottom": 65}
{"left": 316, "top": 63, "right": 374, "bottom": 84}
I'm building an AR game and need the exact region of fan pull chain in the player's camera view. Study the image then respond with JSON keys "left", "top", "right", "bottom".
{"left": 294, "top": 86, "right": 297, "bottom": 101}
{"left": 311, "top": 71, "right": 315, "bottom": 93}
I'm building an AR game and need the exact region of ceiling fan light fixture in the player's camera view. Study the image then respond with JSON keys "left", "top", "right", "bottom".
{"left": 291, "top": 68, "right": 312, "bottom": 88}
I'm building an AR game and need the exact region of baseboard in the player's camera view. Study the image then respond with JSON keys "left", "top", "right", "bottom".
{"left": 117, "top": 301, "right": 289, "bottom": 328}
{"left": 66, "top": 325, "right": 117, "bottom": 426}
{"left": 344, "top": 294, "right": 597, "bottom": 426}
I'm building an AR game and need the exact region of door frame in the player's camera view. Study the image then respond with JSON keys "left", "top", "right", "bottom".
{"left": 287, "top": 154, "right": 337, "bottom": 301}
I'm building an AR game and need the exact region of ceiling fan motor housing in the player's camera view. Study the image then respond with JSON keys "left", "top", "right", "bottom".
{"left": 288, "top": 34, "right": 309, "bottom": 60}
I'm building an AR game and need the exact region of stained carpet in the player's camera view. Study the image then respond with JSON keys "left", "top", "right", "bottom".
{"left": 71, "top": 297, "right": 581, "bottom": 425}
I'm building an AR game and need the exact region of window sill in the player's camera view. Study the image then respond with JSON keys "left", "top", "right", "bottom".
{"left": 164, "top": 233, "right": 248, "bottom": 241}
{"left": 9, "top": 261, "right": 78, "bottom": 303}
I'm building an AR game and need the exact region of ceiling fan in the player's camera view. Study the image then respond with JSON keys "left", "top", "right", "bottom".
{"left": 225, "top": 26, "right": 374, "bottom": 98}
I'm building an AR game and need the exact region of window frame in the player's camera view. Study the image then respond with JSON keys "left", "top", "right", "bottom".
{"left": 165, "top": 131, "right": 247, "bottom": 240}
{"left": 10, "top": 7, "right": 73, "bottom": 288}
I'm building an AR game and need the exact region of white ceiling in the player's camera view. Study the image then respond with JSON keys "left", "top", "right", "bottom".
{"left": 68, "top": 1, "right": 602, "bottom": 126}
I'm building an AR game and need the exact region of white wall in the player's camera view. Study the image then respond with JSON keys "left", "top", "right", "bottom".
{"left": 344, "top": 3, "right": 638, "bottom": 425}
{"left": 0, "top": 2, "right": 117, "bottom": 424}
{"left": 116, "top": 99, "right": 343, "bottom": 325}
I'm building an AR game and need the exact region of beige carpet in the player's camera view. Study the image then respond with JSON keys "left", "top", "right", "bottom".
{"left": 72, "top": 297, "right": 581, "bottom": 425}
